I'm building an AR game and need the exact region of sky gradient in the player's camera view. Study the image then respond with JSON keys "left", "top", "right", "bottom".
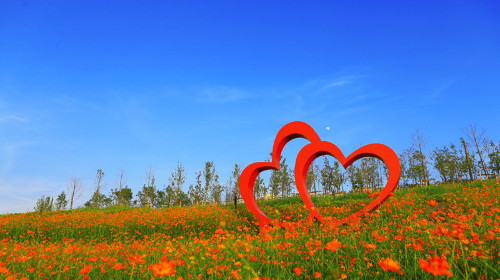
{"left": 1, "top": 0, "right": 499, "bottom": 213}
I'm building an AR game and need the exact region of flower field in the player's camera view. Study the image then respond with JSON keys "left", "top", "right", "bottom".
{"left": 0, "top": 180, "right": 499, "bottom": 279}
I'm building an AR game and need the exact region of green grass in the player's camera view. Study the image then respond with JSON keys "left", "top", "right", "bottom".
{"left": 0, "top": 180, "right": 498, "bottom": 279}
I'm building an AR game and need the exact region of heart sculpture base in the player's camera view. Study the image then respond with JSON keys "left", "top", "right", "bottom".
{"left": 239, "top": 121, "right": 401, "bottom": 229}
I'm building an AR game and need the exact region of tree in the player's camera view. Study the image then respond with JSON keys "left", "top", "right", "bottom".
{"left": 85, "top": 192, "right": 110, "bottom": 208}
{"left": 110, "top": 170, "right": 133, "bottom": 206}
{"left": 137, "top": 167, "right": 157, "bottom": 207}
{"left": 278, "top": 157, "right": 293, "bottom": 197}
{"left": 320, "top": 158, "right": 345, "bottom": 195}
{"left": 460, "top": 138, "right": 475, "bottom": 180}
{"left": 89, "top": 169, "right": 106, "bottom": 208}
{"left": 67, "top": 177, "right": 83, "bottom": 210}
{"left": 176, "top": 190, "right": 191, "bottom": 206}
{"left": 54, "top": 191, "right": 68, "bottom": 211}
{"left": 111, "top": 186, "right": 133, "bottom": 206}
{"left": 269, "top": 168, "right": 280, "bottom": 198}
{"left": 346, "top": 164, "right": 364, "bottom": 192}
{"left": 306, "top": 163, "right": 320, "bottom": 193}
{"left": 164, "top": 184, "right": 175, "bottom": 207}
{"left": 202, "top": 161, "right": 223, "bottom": 203}
{"left": 360, "top": 157, "right": 381, "bottom": 191}
{"left": 225, "top": 164, "right": 241, "bottom": 202}
{"left": 320, "top": 157, "right": 334, "bottom": 194}
{"left": 188, "top": 172, "right": 203, "bottom": 205}
{"left": 412, "top": 130, "right": 429, "bottom": 183}
{"left": 404, "top": 147, "right": 430, "bottom": 185}
{"left": 34, "top": 195, "right": 53, "bottom": 212}
{"left": 432, "top": 146, "right": 453, "bottom": 182}
{"left": 399, "top": 152, "right": 409, "bottom": 187}
{"left": 168, "top": 162, "right": 186, "bottom": 206}
{"left": 431, "top": 144, "right": 465, "bottom": 183}
{"left": 488, "top": 141, "right": 500, "bottom": 175}
{"left": 155, "top": 189, "right": 168, "bottom": 207}
{"left": 464, "top": 125, "right": 489, "bottom": 176}
{"left": 254, "top": 176, "right": 266, "bottom": 198}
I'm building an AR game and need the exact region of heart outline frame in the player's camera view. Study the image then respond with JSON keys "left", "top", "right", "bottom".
{"left": 239, "top": 121, "right": 401, "bottom": 229}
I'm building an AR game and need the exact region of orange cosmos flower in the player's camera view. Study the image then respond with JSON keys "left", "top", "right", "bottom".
{"left": 428, "top": 200, "right": 438, "bottom": 206}
{"left": 26, "top": 267, "right": 35, "bottom": 273}
{"left": 128, "top": 254, "right": 146, "bottom": 265}
{"left": 150, "top": 256, "right": 177, "bottom": 277}
{"left": 378, "top": 258, "right": 404, "bottom": 275}
{"left": 0, "top": 267, "right": 9, "bottom": 274}
{"left": 79, "top": 265, "right": 92, "bottom": 275}
{"left": 419, "top": 255, "right": 453, "bottom": 277}
{"left": 364, "top": 243, "right": 377, "bottom": 250}
{"left": 294, "top": 267, "right": 303, "bottom": 275}
{"left": 112, "top": 262, "right": 123, "bottom": 270}
{"left": 314, "top": 272, "right": 322, "bottom": 278}
{"left": 325, "top": 239, "right": 341, "bottom": 252}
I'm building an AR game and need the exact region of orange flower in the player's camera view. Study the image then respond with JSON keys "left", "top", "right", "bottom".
{"left": 378, "top": 258, "right": 404, "bottom": 275}
{"left": 364, "top": 243, "right": 377, "bottom": 250}
{"left": 294, "top": 267, "right": 302, "bottom": 275}
{"left": 26, "top": 267, "right": 35, "bottom": 273}
{"left": 419, "top": 255, "right": 453, "bottom": 277}
{"left": 150, "top": 256, "right": 177, "bottom": 277}
{"left": 262, "top": 233, "right": 273, "bottom": 241}
{"left": 428, "top": 200, "right": 438, "bottom": 206}
{"left": 0, "top": 267, "right": 9, "bottom": 274}
{"left": 314, "top": 272, "right": 322, "bottom": 278}
{"left": 79, "top": 265, "right": 92, "bottom": 275}
{"left": 325, "top": 239, "right": 341, "bottom": 252}
{"left": 112, "top": 262, "right": 123, "bottom": 270}
{"left": 128, "top": 254, "right": 146, "bottom": 265}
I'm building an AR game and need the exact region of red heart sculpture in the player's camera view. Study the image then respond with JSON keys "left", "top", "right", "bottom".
{"left": 239, "top": 121, "right": 321, "bottom": 227}
{"left": 294, "top": 141, "right": 400, "bottom": 226}
{"left": 239, "top": 121, "right": 401, "bottom": 229}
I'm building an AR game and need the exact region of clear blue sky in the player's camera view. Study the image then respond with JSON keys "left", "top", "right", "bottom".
{"left": 1, "top": 0, "right": 499, "bottom": 213}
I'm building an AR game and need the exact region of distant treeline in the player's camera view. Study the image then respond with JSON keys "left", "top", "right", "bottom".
{"left": 34, "top": 124, "right": 499, "bottom": 212}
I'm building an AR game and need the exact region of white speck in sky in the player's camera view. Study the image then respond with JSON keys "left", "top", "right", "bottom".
{"left": 326, "top": 126, "right": 330, "bottom": 131}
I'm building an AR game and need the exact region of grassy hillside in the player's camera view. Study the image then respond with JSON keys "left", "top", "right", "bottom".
{"left": 0, "top": 180, "right": 498, "bottom": 279}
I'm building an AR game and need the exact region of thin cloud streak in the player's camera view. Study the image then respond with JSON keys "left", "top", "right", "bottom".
{"left": 0, "top": 115, "right": 29, "bottom": 123}
{"left": 194, "top": 86, "right": 250, "bottom": 103}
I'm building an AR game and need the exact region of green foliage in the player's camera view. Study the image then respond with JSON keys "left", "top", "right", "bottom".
{"left": 54, "top": 191, "right": 68, "bottom": 211}
{"left": 34, "top": 195, "right": 53, "bottom": 212}
{"left": 188, "top": 172, "right": 204, "bottom": 205}
{"left": 488, "top": 141, "right": 500, "bottom": 175}
{"left": 402, "top": 147, "right": 430, "bottom": 184}
{"left": 111, "top": 186, "right": 133, "bottom": 206}
{"left": 226, "top": 163, "right": 243, "bottom": 201}
{"left": 321, "top": 158, "right": 345, "bottom": 195}
{"left": 85, "top": 191, "right": 110, "bottom": 208}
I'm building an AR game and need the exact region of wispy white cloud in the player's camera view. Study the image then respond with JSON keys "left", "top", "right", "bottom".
{"left": 194, "top": 86, "right": 249, "bottom": 103}
{"left": 425, "top": 79, "right": 456, "bottom": 101}
{"left": 0, "top": 141, "right": 37, "bottom": 174}
{"left": 0, "top": 115, "right": 29, "bottom": 123}
{"left": 319, "top": 76, "right": 354, "bottom": 91}
{"left": 0, "top": 177, "right": 63, "bottom": 214}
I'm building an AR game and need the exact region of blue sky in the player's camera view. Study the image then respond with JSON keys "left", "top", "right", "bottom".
{"left": 1, "top": 0, "right": 499, "bottom": 213}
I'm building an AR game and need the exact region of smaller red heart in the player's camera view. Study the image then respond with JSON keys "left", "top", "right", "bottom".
{"left": 239, "top": 121, "right": 321, "bottom": 227}
{"left": 294, "top": 141, "right": 401, "bottom": 226}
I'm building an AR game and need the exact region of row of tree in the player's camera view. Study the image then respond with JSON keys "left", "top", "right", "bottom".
{"left": 34, "top": 125, "right": 499, "bottom": 212}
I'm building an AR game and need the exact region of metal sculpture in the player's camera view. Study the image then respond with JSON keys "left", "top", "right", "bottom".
{"left": 239, "top": 121, "right": 401, "bottom": 228}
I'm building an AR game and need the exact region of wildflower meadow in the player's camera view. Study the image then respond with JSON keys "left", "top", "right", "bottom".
{"left": 0, "top": 180, "right": 499, "bottom": 279}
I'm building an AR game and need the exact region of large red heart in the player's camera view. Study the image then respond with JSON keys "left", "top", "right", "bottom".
{"left": 294, "top": 141, "right": 400, "bottom": 226}
{"left": 239, "top": 121, "right": 400, "bottom": 229}
{"left": 239, "top": 121, "right": 321, "bottom": 227}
